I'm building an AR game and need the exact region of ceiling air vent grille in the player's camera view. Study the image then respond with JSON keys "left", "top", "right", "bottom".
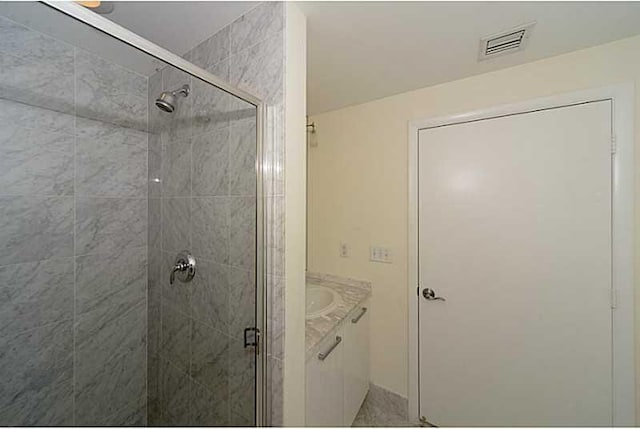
{"left": 478, "top": 22, "right": 535, "bottom": 61}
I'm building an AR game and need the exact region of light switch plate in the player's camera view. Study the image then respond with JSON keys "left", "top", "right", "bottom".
{"left": 370, "top": 246, "right": 392, "bottom": 263}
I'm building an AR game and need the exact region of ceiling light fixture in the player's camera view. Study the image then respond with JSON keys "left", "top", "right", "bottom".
{"left": 76, "top": 1, "right": 114, "bottom": 15}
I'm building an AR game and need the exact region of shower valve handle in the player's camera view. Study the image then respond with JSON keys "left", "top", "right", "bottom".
{"left": 169, "top": 261, "right": 188, "bottom": 284}
{"left": 169, "top": 251, "right": 196, "bottom": 285}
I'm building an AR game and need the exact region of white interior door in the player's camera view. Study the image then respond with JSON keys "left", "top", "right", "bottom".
{"left": 418, "top": 101, "right": 613, "bottom": 427}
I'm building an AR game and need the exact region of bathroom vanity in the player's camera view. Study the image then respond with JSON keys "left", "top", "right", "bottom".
{"left": 305, "top": 273, "right": 372, "bottom": 426}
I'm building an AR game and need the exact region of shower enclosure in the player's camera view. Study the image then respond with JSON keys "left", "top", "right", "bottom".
{"left": 0, "top": 1, "right": 265, "bottom": 426}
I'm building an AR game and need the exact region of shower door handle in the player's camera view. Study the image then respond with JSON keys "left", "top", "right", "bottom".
{"left": 244, "top": 327, "right": 260, "bottom": 354}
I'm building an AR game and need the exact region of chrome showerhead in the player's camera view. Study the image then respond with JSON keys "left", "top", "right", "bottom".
{"left": 155, "top": 93, "right": 176, "bottom": 113}
{"left": 155, "top": 84, "right": 190, "bottom": 113}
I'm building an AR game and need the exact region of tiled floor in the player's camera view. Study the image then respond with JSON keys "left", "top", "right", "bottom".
{"left": 352, "top": 384, "right": 413, "bottom": 427}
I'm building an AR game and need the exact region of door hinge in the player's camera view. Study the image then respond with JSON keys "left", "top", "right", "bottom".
{"left": 611, "top": 134, "right": 617, "bottom": 154}
{"left": 610, "top": 288, "right": 618, "bottom": 309}
{"left": 417, "top": 286, "right": 420, "bottom": 296}
{"left": 244, "top": 327, "right": 260, "bottom": 354}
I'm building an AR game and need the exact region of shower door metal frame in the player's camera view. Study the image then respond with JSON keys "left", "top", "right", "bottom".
{"left": 40, "top": 1, "right": 269, "bottom": 426}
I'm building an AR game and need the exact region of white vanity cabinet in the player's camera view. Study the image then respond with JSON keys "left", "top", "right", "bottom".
{"left": 343, "top": 303, "right": 370, "bottom": 426}
{"left": 306, "top": 300, "right": 370, "bottom": 427}
{"left": 306, "top": 326, "right": 345, "bottom": 427}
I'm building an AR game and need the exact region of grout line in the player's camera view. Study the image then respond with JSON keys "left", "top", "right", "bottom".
{"left": 75, "top": 43, "right": 150, "bottom": 81}
{"left": 229, "top": 27, "right": 285, "bottom": 63}
{"left": 158, "top": 66, "right": 166, "bottom": 425}
{"left": 0, "top": 137, "right": 75, "bottom": 155}
{"left": 187, "top": 93, "right": 193, "bottom": 427}
{"left": 0, "top": 194, "right": 74, "bottom": 199}
{"left": 0, "top": 112, "right": 75, "bottom": 139}
{"left": 72, "top": 244, "right": 148, "bottom": 260}
{"left": 0, "top": 254, "right": 76, "bottom": 270}
{"left": 0, "top": 14, "right": 76, "bottom": 54}
{"left": 73, "top": 195, "right": 148, "bottom": 200}
{"left": 229, "top": 2, "right": 284, "bottom": 56}
{"left": 0, "top": 317, "right": 74, "bottom": 338}
{"left": 72, "top": 45, "right": 77, "bottom": 427}
{"left": 76, "top": 299, "right": 147, "bottom": 345}
{"left": 144, "top": 72, "right": 150, "bottom": 425}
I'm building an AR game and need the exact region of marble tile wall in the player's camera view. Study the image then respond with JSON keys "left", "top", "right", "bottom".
{"left": 0, "top": 3, "right": 285, "bottom": 426}
{"left": 147, "top": 2, "right": 286, "bottom": 426}
{"left": 0, "top": 15, "right": 148, "bottom": 426}
{"left": 147, "top": 53, "right": 258, "bottom": 429}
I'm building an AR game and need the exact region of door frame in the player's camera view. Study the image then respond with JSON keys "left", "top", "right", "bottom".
{"left": 407, "top": 84, "right": 635, "bottom": 426}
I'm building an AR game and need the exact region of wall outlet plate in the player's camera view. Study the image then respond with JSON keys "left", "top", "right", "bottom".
{"left": 340, "top": 242, "right": 349, "bottom": 258}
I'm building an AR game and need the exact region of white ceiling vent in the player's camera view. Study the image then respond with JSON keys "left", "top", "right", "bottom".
{"left": 478, "top": 22, "right": 536, "bottom": 61}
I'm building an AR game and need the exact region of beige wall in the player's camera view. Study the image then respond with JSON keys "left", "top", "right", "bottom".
{"left": 308, "top": 34, "right": 640, "bottom": 417}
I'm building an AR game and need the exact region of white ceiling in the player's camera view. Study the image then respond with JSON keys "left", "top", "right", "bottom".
{"left": 298, "top": 2, "right": 640, "bottom": 114}
{"left": 107, "top": 1, "right": 257, "bottom": 58}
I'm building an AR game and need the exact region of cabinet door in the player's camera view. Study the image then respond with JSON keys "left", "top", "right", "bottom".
{"left": 343, "top": 300, "right": 370, "bottom": 426}
{"left": 306, "top": 326, "right": 345, "bottom": 427}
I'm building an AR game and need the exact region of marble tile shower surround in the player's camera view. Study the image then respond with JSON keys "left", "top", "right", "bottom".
{"left": 147, "top": 2, "right": 287, "bottom": 426}
{"left": 0, "top": 2, "right": 285, "bottom": 426}
{"left": 0, "top": 14, "right": 148, "bottom": 426}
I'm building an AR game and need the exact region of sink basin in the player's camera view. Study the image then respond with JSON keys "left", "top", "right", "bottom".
{"left": 306, "top": 285, "right": 341, "bottom": 319}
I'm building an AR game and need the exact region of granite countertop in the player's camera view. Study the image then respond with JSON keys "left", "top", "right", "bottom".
{"left": 305, "top": 272, "right": 372, "bottom": 361}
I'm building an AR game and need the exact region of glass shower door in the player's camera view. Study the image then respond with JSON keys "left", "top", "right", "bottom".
{"left": 0, "top": 2, "right": 262, "bottom": 426}
{"left": 148, "top": 66, "right": 260, "bottom": 427}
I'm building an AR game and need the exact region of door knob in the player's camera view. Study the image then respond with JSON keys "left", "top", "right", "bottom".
{"left": 422, "top": 287, "right": 446, "bottom": 301}
{"left": 170, "top": 251, "right": 196, "bottom": 285}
